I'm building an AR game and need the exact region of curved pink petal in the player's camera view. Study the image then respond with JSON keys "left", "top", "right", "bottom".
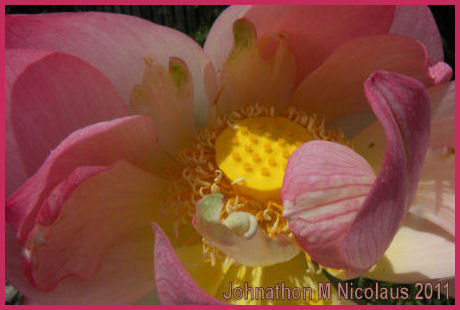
{"left": 390, "top": 6, "right": 444, "bottom": 62}
{"left": 7, "top": 161, "right": 165, "bottom": 303}
{"left": 282, "top": 141, "right": 376, "bottom": 276}
{"left": 6, "top": 115, "right": 172, "bottom": 243}
{"left": 21, "top": 161, "right": 163, "bottom": 293}
{"left": 6, "top": 12, "right": 215, "bottom": 125}
{"left": 428, "top": 61, "right": 453, "bottom": 84}
{"left": 352, "top": 82, "right": 455, "bottom": 237}
{"left": 5, "top": 49, "right": 127, "bottom": 196}
{"left": 290, "top": 34, "right": 432, "bottom": 125}
{"left": 205, "top": 6, "right": 395, "bottom": 83}
{"left": 153, "top": 224, "right": 225, "bottom": 305}
{"left": 283, "top": 71, "right": 430, "bottom": 275}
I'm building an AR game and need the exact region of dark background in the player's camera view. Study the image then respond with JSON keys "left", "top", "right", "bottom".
{"left": 5, "top": 5, "right": 455, "bottom": 306}
{"left": 6, "top": 5, "right": 455, "bottom": 78}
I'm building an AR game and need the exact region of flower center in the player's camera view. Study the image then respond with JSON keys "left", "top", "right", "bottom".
{"left": 168, "top": 105, "right": 349, "bottom": 244}
{"left": 215, "top": 116, "right": 312, "bottom": 202}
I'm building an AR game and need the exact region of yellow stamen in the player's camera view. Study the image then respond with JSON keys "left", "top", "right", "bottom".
{"left": 168, "top": 104, "right": 350, "bottom": 241}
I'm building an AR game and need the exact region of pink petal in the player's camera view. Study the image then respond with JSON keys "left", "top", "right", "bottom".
{"left": 131, "top": 57, "right": 196, "bottom": 155}
{"left": 6, "top": 12, "right": 215, "bottom": 125}
{"left": 411, "top": 82, "right": 455, "bottom": 236}
{"left": 428, "top": 82, "right": 455, "bottom": 148}
{"left": 18, "top": 161, "right": 164, "bottom": 293}
{"left": 353, "top": 81, "right": 455, "bottom": 237}
{"left": 5, "top": 49, "right": 127, "bottom": 196}
{"left": 7, "top": 115, "right": 172, "bottom": 243}
{"left": 283, "top": 71, "right": 430, "bottom": 275}
{"left": 390, "top": 6, "right": 444, "bottom": 62}
{"left": 290, "top": 34, "right": 432, "bottom": 125}
{"left": 282, "top": 141, "right": 376, "bottom": 275}
{"left": 205, "top": 6, "right": 395, "bottom": 83}
{"left": 214, "top": 19, "right": 296, "bottom": 116}
{"left": 428, "top": 61, "right": 453, "bottom": 84}
{"left": 7, "top": 161, "right": 165, "bottom": 303}
{"left": 153, "top": 224, "right": 225, "bottom": 305}
{"left": 365, "top": 214, "right": 454, "bottom": 282}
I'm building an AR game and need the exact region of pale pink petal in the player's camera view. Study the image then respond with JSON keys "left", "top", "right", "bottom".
{"left": 17, "top": 161, "right": 164, "bottom": 294}
{"left": 365, "top": 214, "right": 454, "bottom": 282}
{"left": 131, "top": 57, "right": 196, "bottom": 155}
{"left": 214, "top": 19, "right": 296, "bottom": 115}
{"left": 428, "top": 61, "right": 453, "bottom": 84}
{"left": 6, "top": 115, "right": 172, "bottom": 243}
{"left": 283, "top": 72, "right": 430, "bottom": 275}
{"left": 205, "top": 6, "right": 395, "bottom": 82}
{"left": 204, "top": 5, "right": 250, "bottom": 76}
{"left": 410, "top": 83, "right": 454, "bottom": 236}
{"left": 408, "top": 147, "right": 454, "bottom": 236}
{"left": 390, "top": 6, "right": 444, "bottom": 62}
{"left": 428, "top": 82, "right": 455, "bottom": 148}
{"left": 290, "top": 34, "right": 431, "bottom": 125}
{"left": 8, "top": 213, "right": 158, "bottom": 303}
{"left": 353, "top": 81, "right": 455, "bottom": 236}
{"left": 153, "top": 224, "right": 226, "bottom": 305}
{"left": 6, "top": 12, "right": 215, "bottom": 125}
{"left": 5, "top": 49, "right": 127, "bottom": 196}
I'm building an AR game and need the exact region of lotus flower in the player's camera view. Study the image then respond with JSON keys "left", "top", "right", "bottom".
{"left": 6, "top": 6, "right": 454, "bottom": 305}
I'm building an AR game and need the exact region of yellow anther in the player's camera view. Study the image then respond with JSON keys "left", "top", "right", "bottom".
{"left": 249, "top": 135, "right": 258, "bottom": 143}
{"left": 261, "top": 167, "right": 270, "bottom": 176}
{"left": 252, "top": 153, "right": 261, "bottom": 162}
{"left": 282, "top": 149, "right": 290, "bottom": 158}
{"left": 231, "top": 137, "right": 239, "bottom": 145}
{"left": 295, "top": 140, "right": 303, "bottom": 147}
{"left": 269, "top": 158, "right": 277, "bottom": 166}
{"left": 277, "top": 138, "right": 286, "bottom": 146}
{"left": 244, "top": 163, "right": 252, "bottom": 172}
{"left": 264, "top": 144, "right": 273, "bottom": 153}
{"left": 245, "top": 144, "right": 253, "bottom": 153}
{"left": 241, "top": 126, "right": 249, "bottom": 135}
{"left": 233, "top": 152, "right": 242, "bottom": 161}
{"left": 264, "top": 131, "right": 273, "bottom": 138}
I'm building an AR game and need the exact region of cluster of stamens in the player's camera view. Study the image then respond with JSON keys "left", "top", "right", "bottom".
{"left": 166, "top": 104, "right": 350, "bottom": 249}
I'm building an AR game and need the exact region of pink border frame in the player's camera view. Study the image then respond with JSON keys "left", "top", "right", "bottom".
{"left": 1, "top": 1, "right": 456, "bottom": 309}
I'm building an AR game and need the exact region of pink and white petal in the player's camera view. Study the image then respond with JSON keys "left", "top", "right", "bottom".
{"left": 153, "top": 224, "right": 226, "bottom": 305}
{"left": 204, "top": 5, "right": 250, "bottom": 76}
{"left": 6, "top": 12, "right": 214, "bottom": 125}
{"left": 410, "top": 147, "right": 455, "bottom": 237}
{"left": 131, "top": 57, "right": 196, "bottom": 155}
{"left": 215, "top": 19, "right": 296, "bottom": 115}
{"left": 390, "top": 6, "right": 444, "bottom": 62}
{"left": 7, "top": 115, "right": 172, "bottom": 243}
{"left": 428, "top": 61, "right": 453, "bottom": 84}
{"left": 283, "top": 72, "right": 430, "bottom": 275}
{"left": 282, "top": 141, "right": 376, "bottom": 275}
{"left": 205, "top": 6, "right": 395, "bottom": 82}
{"left": 354, "top": 81, "right": 455, "bottom": 236}
{"left": 290, "top": 34, "right": 431, "bottom": 125}
{"left": 428, "top": 82, "right": 455, "bottom": 148}
{"left": 5, "top": 49, "right": 127, "bottom": 196}
{"left": 7, "top": 160, "right": 167, "bottom": 303}
{"left": 365, "top": 214, "right": 454, "bottom": 283}
{"left": 8, "top": 224, "right": 156, "bottom": 305}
